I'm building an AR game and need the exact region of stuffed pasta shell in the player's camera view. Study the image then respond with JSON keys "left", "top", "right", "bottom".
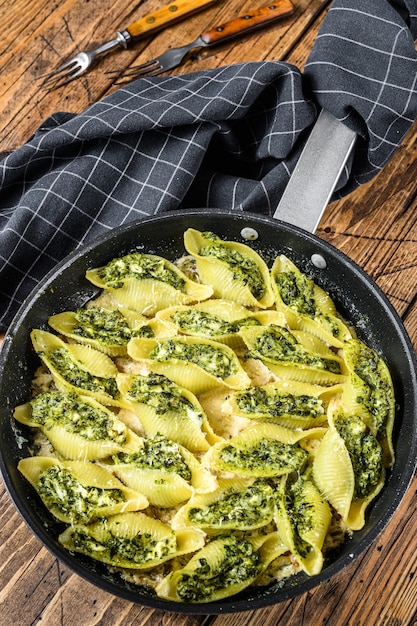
{"left": 59, "top": 512, "right": 205, "bottom": 569}
{"left": 110, "top": 433, "right": 217, "bottom": 508}
{"left": 156, "top": 531, "right": 287, "bottom": 603}
{"left": 156, "top": 299, "right": 285, "bottom": 348}
{"left": 313, "top": 400, "right": 385, "bottom": 530}
{"left": 240, "top": 325, "right": 346, "bottom": 385}
{"left": 48, "top": 306, "right": 174, "bottom": 356}
{"left": 275, "top": 472, "right": 331, "bottom": 575}
{"left": 116, "top": 372, "right": 219, "bottom": 451}
{"left": 341, "top": 339, "right": 395, "bottom": 467}
{"left": 225, "top": 380, "right": 341, "bottom": 429}
{"left": 14, "top": 391, "right": 142, "bottom": 461}
{"left": 18, "top": 457, "right": 148, "bottom": 524}
{"left": 204, "top": 423, "right": 327, "bottom": 478}
{"left": 172, "top": 477, "right": 275, "bottom": 531}
{"left": 271, "top": 255, "right": 352, "bottom": 347}
{"left": 184, "top": 229, "right": 275, "bottom": 308}
{"left": 86, "top": 252, "right": 213, "bottom": 316}
{"left": 30, "top": 329, "right": 127, "bottom": 408}
{"left": 127, "top": 335, "right": 251, "bottom": 394}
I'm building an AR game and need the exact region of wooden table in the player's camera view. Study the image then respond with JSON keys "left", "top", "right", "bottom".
{"left": 1, "top": 1, "right": 416, "bottom": 624}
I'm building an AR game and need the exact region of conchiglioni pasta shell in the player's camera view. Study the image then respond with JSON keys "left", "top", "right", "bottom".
{"left": 206, "top": 422, "right": 314, "bottom": 477}
{"left": 184, "top": 229, "right": 274, "bottom": 309}
{"left": 156, "top": 300, "right": 253, "bottom": 348}
{"left": 18, "top": 457, "right": 148, "bottom": 523}
{"left": 31, "top": 329, "right": 118, "bottom": 377}
{"left": 157, "top": 299, "right": 251, "bottom": 325}
{"left": 342, "top": 339, "right": 395, "bottom": 468}
{"left": 30, "top": 329, "right": 127, "bottom": 408}
{"left": 156, "top": 301, "right": 286, "bottom": 348}
{"left": 275, "top": 475, "right": 330, "bottom": 576}
{"left": 116, "top": 372, "right": 210, "bottom": 452}
{"left": 14, "top": 393, "right": 142, "bottom": 461}
{"left": 271, "top": 255, "right": 352, "bottom": 348}
{"left": 49, "top": 309, "right": 173, "bottom": 357}
{"left": 155, "top": 532, "right": 285, "bottom": 603}
{"left": 112, "top": 467, "right": 193, "bottom": 507}
{"left": 59, "top": 512, "right": 205, "bottom": 569}
{"left": 172, "top": 477, "right": 273, "bottom": 531}
{"left": 37, "top": 424, "right": 142, "bottom": 462}
{"left": 86, "top": 254, "right": 213, "bottom": 316}
{"left": 48, "top": 310, "right": 141, "bottom": 357}
{"left": 297, "top": 479, "right": 332, "bottom": 552}
{"left": 227, "top": 379, "right": 340, "bottom": 429}
{"left": 239, "top": 326, "right": 346, "bottom": 386}
{"left": 127, "top": 336, "right": 251, "bottom": 394}
{"left": 271, "top": 255, "right": 336, "bottom": 311}
{"left": 346, "top": 468, "right": 386, "bottom": 531}
{"left": 312, "top": 428, "right": 354, "bottom": 521}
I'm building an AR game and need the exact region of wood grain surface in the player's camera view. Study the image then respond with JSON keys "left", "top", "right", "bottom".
{"left": 1, "top": 1, "right": 416, "bottom": 625}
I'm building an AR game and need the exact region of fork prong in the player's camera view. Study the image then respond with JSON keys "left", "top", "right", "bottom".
{"left": 38, "top": 59, "right": 80, "bottom": 82}
{"left": 40, "top": 63, "right": 87, "bottom": 90}
{"left": 105, "top": 59, "right": 160, "bottom": 78}
{"left": 112, "top": 66, "right": 165, "bottom": 84}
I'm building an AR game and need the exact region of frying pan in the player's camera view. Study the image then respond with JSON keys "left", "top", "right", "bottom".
{"left": 0, "top": 110, "right": 416, "bottom": 615}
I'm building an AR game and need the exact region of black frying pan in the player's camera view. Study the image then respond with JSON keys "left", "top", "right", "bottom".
{"left": 0, "top": 113, "right": 416, "bottom": 615}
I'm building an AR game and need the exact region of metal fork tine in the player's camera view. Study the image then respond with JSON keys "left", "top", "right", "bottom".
{"left": 38, "top": 60, "right": 79, "bottom": 81}
{"left": 41, "top": 65, "right": 87, "bottom": 90}
{"left": 106, "top": 59, "right": 159, "bottom": 77}
{"left": 112, "top": 66, "right": 164, "bottom": 84}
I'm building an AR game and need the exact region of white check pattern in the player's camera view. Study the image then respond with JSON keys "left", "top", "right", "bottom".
{"left": 0, "top": 0, "right": 416, "bottom": 329}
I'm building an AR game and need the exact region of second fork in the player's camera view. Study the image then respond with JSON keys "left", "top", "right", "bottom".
{"left": 108, "top": 1, "right": 295, "bottom": 83}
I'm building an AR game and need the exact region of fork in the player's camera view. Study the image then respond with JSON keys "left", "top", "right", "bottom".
{"left": 108, "top": 0, "right": 294, "bottom": 83}
{"left": 40, "top": 0, "right": 220, "bottom": 90}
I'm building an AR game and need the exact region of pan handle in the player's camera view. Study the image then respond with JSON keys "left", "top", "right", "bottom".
{"left": 273, "top": 109, "right": 357, "bottom": 233}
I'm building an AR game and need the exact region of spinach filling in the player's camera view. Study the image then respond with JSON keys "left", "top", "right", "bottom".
{"left": 235, "top": 386, "right": 324, "bottom": 420}
{"left": 188, "top": 482, "right": 274, "bottom": 527}
{"left": 283, "top": 476, "right": 315, "bottom": 558}
{"left": 176, "top": 536, "right": 261, "bottom": 602}
{"left": 126, "top": 373, "right": 203, "bottom": 423}
{"left": 199, "top": 232, "right": 266, "bottom": 300}
{"left": 37, "top": 465, "right": 125, "bottom": 523}
{"left": 275, "top": 271, "right": 317, "bottom": 316}
{"left": 150, "top": 339, "right": 237, "bottom": 379}
{"left": 249, "top": 326, "right": 341, "bottom": 374}
{"left": 352, "top": 345, "right": 393, "bottom": 433}
{"left": 97, "top": 253, "right": 186, "bottom": 291}
{"left": 334, "top": 414, "right": 383, "bottom": 499}
{"left": 71, "top": 307, "right": 148, "bottom": 345}
{"left": 275, "top": 271, "right": 340, "bottom": 336}
{"left": 113, "top": 433, "right": 192, "bottom": 482}
{"left": 48, "top": 348, "right": 120, "bottom": 399}
{"left": 71, "top": 528, "right": 176, "bottom": 565}
{"left": 30, "top": 391, "right": 126, "bottom": 443}
{"left": 219, "top": 439, "right": 308, "bottom": 473}
{"left": 171, "top": 310, "right": 260, "bottom": 336}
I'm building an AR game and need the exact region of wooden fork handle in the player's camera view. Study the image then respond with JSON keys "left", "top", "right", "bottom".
{"left": 201, "top": 0, "right": 294, "bottom": 45}
{"left": 125, "top": 0, "right": 220, "bottom": 40}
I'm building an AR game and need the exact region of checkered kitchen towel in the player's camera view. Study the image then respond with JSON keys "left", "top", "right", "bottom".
{"left": 1, "top": 0, "right": 416, "bottom": 330}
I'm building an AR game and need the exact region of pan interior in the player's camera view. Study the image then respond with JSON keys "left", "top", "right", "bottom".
{"left": 1, "top": 209, "right": 416, "bottom": 614}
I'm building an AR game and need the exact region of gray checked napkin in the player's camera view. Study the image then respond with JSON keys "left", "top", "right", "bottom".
{"left": 1, "top": 0, "right": 417, "bottom": 330}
